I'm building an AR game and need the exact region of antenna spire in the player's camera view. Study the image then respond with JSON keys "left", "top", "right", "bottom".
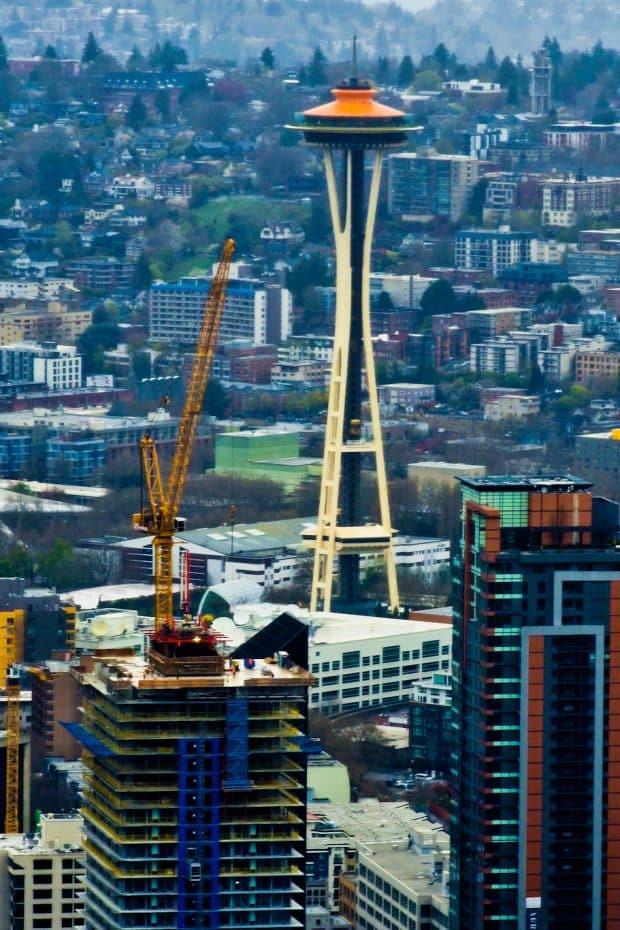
{"left": 352, "top": 35, "right": 358, "bottom": 83}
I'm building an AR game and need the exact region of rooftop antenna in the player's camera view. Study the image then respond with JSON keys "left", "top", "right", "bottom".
{"left": 351, "top": 34, "right": 359, "bottom": 85}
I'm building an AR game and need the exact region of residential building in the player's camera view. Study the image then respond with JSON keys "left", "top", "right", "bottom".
{"left": 0, "top": 342, "right": 82, "bottom": 391}
{"left": 369, "top": 273, "right": 438, "bottom": 310}
{"left": 271, "top": 359, "right": 327, "bottom": 389}
{"left": 469, "top": 331, "right": 544, "bottom": 375}
{"left": 461, "top": 307, "right": 534, "bottom": 340}
{"left": 0, "top": 814, "right": 85, "bottom": 930}
{"left": 46, "top": 435, "right": 106, "bottom": 484}
{"left": 389, "top": 153, "right": 480, "bottom": 223}
{"left": 377, "top": 382, "right": 436, "bottom": 409}
{"left": 409, "top": 673, "right": 452, "bottom": 774}
{"left": 308, "top": 801, "right": 450, "bottom": 930}
{"left": 543, "top": 122, "right": 618, "bottom": 151}
{"left": 567, "top": 248, "right": 620, "bottom": 282}
{"left": 67, "top": 257, "right": 134, "bottom": 293}
{"left": 0, "top": 408, "right": 187, "bottom": 481}
{"left": 283, "top": 335, "right": 334, "bottom": 363}
{"left": 0, "top": 578, "right": 77, "bottom": 663}
{"left": 450, "top": 474, "right": 620, "bottom": 930}
{"left": 481, "top": 388, "right": 541, "bottom": 420}
{"left": 74, "top": 631, "right": 313, "bottom": 930}
{"left": 575, "top": 349, "right": 620, "bottom": 386}
{"left": 0, "top": 301, "right": 91, "bottom": 345}
{"left": 107, "top": 174, "right": 155, "bottom": 199}
{"left": 455, "top": 227, "right": 535, "bottom": 275}
{"left": 149, "top": 275, "right": 292, "bottom": 346}
{"left": 30, "top": 659, "right": 81, "bottom": 768}
{"left": 541, "top": 176, "right": 620, "bottom": 227}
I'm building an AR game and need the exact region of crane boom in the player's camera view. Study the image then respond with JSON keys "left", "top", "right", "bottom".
{"left": 133, "top": 238, "right": 235, "bottom": 630}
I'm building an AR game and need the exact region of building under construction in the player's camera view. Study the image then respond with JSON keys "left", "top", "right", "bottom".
{"left": 71, "top": 624, "right": 314, "bottom": 930}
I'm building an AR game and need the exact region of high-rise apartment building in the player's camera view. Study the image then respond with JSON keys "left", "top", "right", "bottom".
{"left": 450, "top": 474, "right": 620, "bottom": 930}
{"left": 74, "top": 631, "right": 313, "bottom": 930}
{"left": 389, "top": 153, "right": 480, "bottom": 223}
{"left": 149, "top": 276, "right": 292, "bottom": 346}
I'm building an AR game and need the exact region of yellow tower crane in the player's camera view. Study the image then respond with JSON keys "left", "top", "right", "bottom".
{"left": 133, "top": 238, "right": 235, "bottom": 631}
{"left": 2, "top": 611, "right": 19, "bottom": 833}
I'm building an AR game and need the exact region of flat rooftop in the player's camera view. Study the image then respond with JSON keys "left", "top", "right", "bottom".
{"left": 458, "top": 474, "right": 592, "bottom": 492}
{"left": 77, "top": 652, "right": 314, "bottom": 694}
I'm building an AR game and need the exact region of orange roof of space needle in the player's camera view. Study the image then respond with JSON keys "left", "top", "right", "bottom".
{"left": 303, "top": 85, "right": 406, "bottom": 121}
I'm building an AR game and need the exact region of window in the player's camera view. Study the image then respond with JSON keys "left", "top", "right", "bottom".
{"left": 342, "top": 672, "right": 359, "bottom": 683}
{"left": 422, "top": 640, "right": 439, "bottom": 658}
{"left": 383, "top": 645, "right": 400, "bottom": 663}
{"left": 343, "top": 650, "right": 360, "bottom": 668}
{"left": 322, "top": 675, "right": 338, "bottom": 686}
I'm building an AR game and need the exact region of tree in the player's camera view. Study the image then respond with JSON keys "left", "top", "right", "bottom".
{"left": 37, "top": 538, "right": 78, "bottom": 590}
{"left": 412, "top": 70, "right": 441, "bottom": 92}
{"left": 133, "top": 252, "right": 152, "bottom": 291}
{"left": 433, "top": 42, "right": 450, "bottom": 71}
{"left": 496, "top": 55, "right": 517, "bottom": 88}
{"left": 154, "top": 88, "right": 170, "bottom": 122}
{"left": 592, "top": 91, "right": 616, "bottom": 124}
{"left": 126, "top": 94, "right": 148, "bottom": 130}
{"left": 44, "top": 44, "right": 58, "bottom": 59}
{"left": 396, "top": 54, "right": 415, "bottom": 87}
{"left": 485, "top": 46, "right": 497, "bottom": 72}
{"left": 203, "top": 378, "right": 229, "bottom": 417}
{"left": 0, "top": 36, "right": 8, "bottom": 71}
{"left": 307, "top": 47, "right": 327, "bottom": 85}
{"left": 126, "top": 45, "right": 145, "bottom": 70}
{"left": 149, "top": 39, "right": 187, "bottom": 71}
{"left": 81, "top": 31, "right": 100, "bottom": 64}
{"left": 376, "top": 56, "right": 390, "bottom": 85}
{"left": 260, "top": 46, "right": 275, "bottom": 71}
{"left": 419, "top": 279, "right": 459, "bottom": 319}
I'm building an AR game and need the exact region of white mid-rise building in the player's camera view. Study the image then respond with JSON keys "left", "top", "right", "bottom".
{"left": 0, "top": 342, "right": 82, "bottom": 390}
{"left": 0, "top": 814, "right": 85, "bottom": 930}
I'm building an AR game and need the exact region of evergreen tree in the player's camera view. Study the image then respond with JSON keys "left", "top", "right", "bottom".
{"left": 126, "top": 94, "right": 148, "bottom": 130}
{"left": 307, "top": 47, "right": 327, "bottom": 85}
{"left": 133, "top": 252, "right": 152, "bottom": 291}
{"left": 260, "top": 46, "right": 275, "bottom": 71}
{"left": 496, "top": 55, "right": 517, "bottom": 88}
{"left": 485, "top": 46, "right": 497, "bottom": 71}
{"left": 375, "top": 56, "right": 390, "bottom": 85}
{"left": 81, "top": 31, "right": 100, "bottom": 64}
{"left": 44, "top": 44, "right": 58, "bottom": 59}
{"left": 0, "top": 36, "right": 8, "bottom": 71}
{"left": 396, "top": 54, "right": 414, "bottom": 87}
{"left": 433, "top": 42, "right": 450, "bottom": 71}
{"left": 126, "top": 45, "right": 145, "bottom": 71}
{"left": 154, "top": 89, "right": 170, "bottom": 122}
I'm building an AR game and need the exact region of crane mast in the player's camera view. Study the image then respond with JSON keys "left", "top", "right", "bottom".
{"left": 133, "top": 238, "right": 235, "bottom": 631}
{"left": 3, "top": 612, "right": 19, "bottom": 833}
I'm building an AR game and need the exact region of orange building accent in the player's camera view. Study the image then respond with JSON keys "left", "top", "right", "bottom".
{"left": 526, "top": 635, "right": 544, "bottom": 900}
{"left": 607, "top": 581, "right": 620, "bottom": 929}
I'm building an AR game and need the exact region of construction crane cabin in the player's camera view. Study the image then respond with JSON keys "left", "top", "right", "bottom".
{"left": 133, "top": 237, "right": 235, "bottom": 658}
